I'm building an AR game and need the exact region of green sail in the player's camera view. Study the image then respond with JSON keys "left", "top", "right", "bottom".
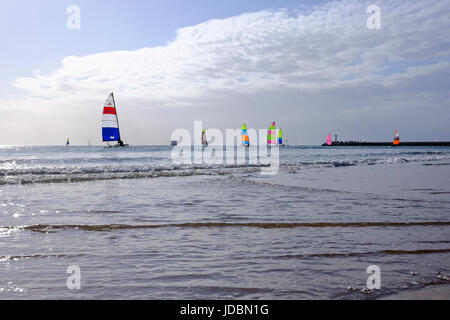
{"left": 267, "top": 122, "right": 276, "bottom": 144}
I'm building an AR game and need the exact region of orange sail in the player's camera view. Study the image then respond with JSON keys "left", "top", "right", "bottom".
{"left": 393, "top": 130, "right": 400, "bottom": 145}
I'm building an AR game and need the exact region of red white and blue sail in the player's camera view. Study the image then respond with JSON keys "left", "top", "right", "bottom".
{"left": 102, "top": 93, "right": 120, "bottom": 142}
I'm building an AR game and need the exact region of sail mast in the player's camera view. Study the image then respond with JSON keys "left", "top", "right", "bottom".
{"left": 111, "top": 92, "right": 121, "bottom": 140}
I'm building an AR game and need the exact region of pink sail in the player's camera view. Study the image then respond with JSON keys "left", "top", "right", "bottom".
{"left": 327, "top": 134, "right": 332, "bottom": 146}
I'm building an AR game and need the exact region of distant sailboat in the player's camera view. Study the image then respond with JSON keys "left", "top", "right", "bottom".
{"left": 393, "top": 130, "right": 400, "bottom": 146}
{"left": 88, "top": 139, "right": 92, "bottom": 147}
{"left": 202, "top": 129, "right": 208, "bottom": 147}
{"left": 66, "top": 137, "right": 70, "bottom": 146}
{"left": 102, "top": 92, "right": 129, "bottom": 148}
{"left": 241, "top": 123, "right": 249, "bottom": 147}
{"left": 278, "top": 128, "right": 284, "bottom": 146}
{"left": 267, "top": 122, "right": 277, "bottom": 146}
{"left": 326, "top": 134, "right": 332, "bottom": 146}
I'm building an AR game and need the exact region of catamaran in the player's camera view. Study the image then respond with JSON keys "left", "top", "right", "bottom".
{"left": 267, "top": 122, "right": 277, "bottom": 146}
{"left": 393, "top": 130, "right": 400, "bottom": 146}
{"left": 241, "top": 123, "right": 249, "bottom": 147}
{"left": 202, "top": 129, "right": 208, "bottom": 147}
{"left": 102, "top": 93, "right": 129, "bottom": 148}
{"left": 278, "top": 128, "right": 285, "bottom": 147}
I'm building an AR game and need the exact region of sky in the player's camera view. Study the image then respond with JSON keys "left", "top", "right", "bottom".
{"left": 0, "top": 0, "right": 449, "bottom": 145}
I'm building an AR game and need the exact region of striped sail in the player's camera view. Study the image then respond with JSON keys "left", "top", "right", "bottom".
{"left": 66, "top": 137, "right": 69, "bottom": 146}
{"left": 327, "top": 134, "right": 332, "bottom": 146}
{"left": 267, "top": 122, "right": 276, "bottom": 145}
{"left": 241, "top": 123, "right": 249, "bottom": 146}
{"left": 202, "top": 129, "right": 208, "bottom": 146}
{"left": 393, "top": 130, "right": 400, "bottom": 145}
{"left": 278, "top": 128, "right": 283, "bottom": 145}
{"left": 102, "top": 93, "right": 120, "bottom": 142}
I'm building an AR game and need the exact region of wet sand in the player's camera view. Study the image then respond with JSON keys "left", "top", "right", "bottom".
{"left": 380, "top": 284, "right": 450, "bottom": 300}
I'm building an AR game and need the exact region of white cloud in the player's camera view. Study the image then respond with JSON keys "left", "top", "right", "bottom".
{"left": 1, "top": 0, "right": 450, "bottom": 145}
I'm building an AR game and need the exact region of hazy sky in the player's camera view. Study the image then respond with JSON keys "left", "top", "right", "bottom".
{"left": 0, "top": 0, "right": 449, "bottom": 145}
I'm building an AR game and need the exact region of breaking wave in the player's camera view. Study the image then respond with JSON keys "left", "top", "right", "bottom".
{"left": 0, "top": 164, "right": 266, "bottom": 185}
{"left": 3, "top": 221, "right": 450, "bottom": 233}
{"left": 1, "top": 147, "right": 449, "bottom": 185}
{"left": 277, "top": 248, "right": 450, "bottom": 259}
{"left": 0, "top": 253, "right": 84, "bottom": 262}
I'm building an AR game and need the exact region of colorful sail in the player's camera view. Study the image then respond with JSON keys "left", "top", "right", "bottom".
{"left": 327, "top": 134, "right": 332, "bottom": 146}
{"left": 241, "top": 123, "right": 249, "bottom": 146}
{"left": 102, "top": 93, "right": 120, "bottom": 142}
{"left": 66, "top": 137, "right": 70, "bottom": 146}
{"left": 278, "top": 128, "right": 283, "bottom": 145}
{"left": 393, "top": 130, "right": 400, "bottom": 145}
{"left": 202, "top": 129, "right": 208, "bottom": 146}
{"left": 267, "top": 122, "right": 276, "bottom": 145}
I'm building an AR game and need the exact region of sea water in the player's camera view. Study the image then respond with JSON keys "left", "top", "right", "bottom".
{"left": 0, "top": 145, "right": 449, "bottom": 299}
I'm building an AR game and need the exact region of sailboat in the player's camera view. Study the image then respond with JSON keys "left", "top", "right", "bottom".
{"left": 267, "top": 122, "right": 277, "bottom": 146}
{"left": 102, "top": 92, "right": 129, "bottom": 148}
{"left": 278, "top": 128, "right": 285, "bottom": 147}
{"left": 241, "top": 123, "right": 249, "bottom": 147}
{"left": 393, "top": 130, "right": 400, "bottom": 146}
{"left": 202, "top": 129, "right": 208, "bottom": 147}
{"left": 66, "top": 137, "right": 70, "bottom": 146}
{"left": 326, "top": 133, "right": 332, "bottom": 146}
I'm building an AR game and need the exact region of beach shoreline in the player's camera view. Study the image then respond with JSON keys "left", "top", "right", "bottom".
{"left": 380, "top": 284, "right": 450, "bottom": 300}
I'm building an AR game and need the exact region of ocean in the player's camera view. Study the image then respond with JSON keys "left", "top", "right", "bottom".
{"left": 0, "top": 145, "right": 449, "bottom": 299}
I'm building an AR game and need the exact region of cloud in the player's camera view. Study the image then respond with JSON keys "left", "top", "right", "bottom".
{"left": 2, "top": 0, "right": 450, "bottom": 145}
